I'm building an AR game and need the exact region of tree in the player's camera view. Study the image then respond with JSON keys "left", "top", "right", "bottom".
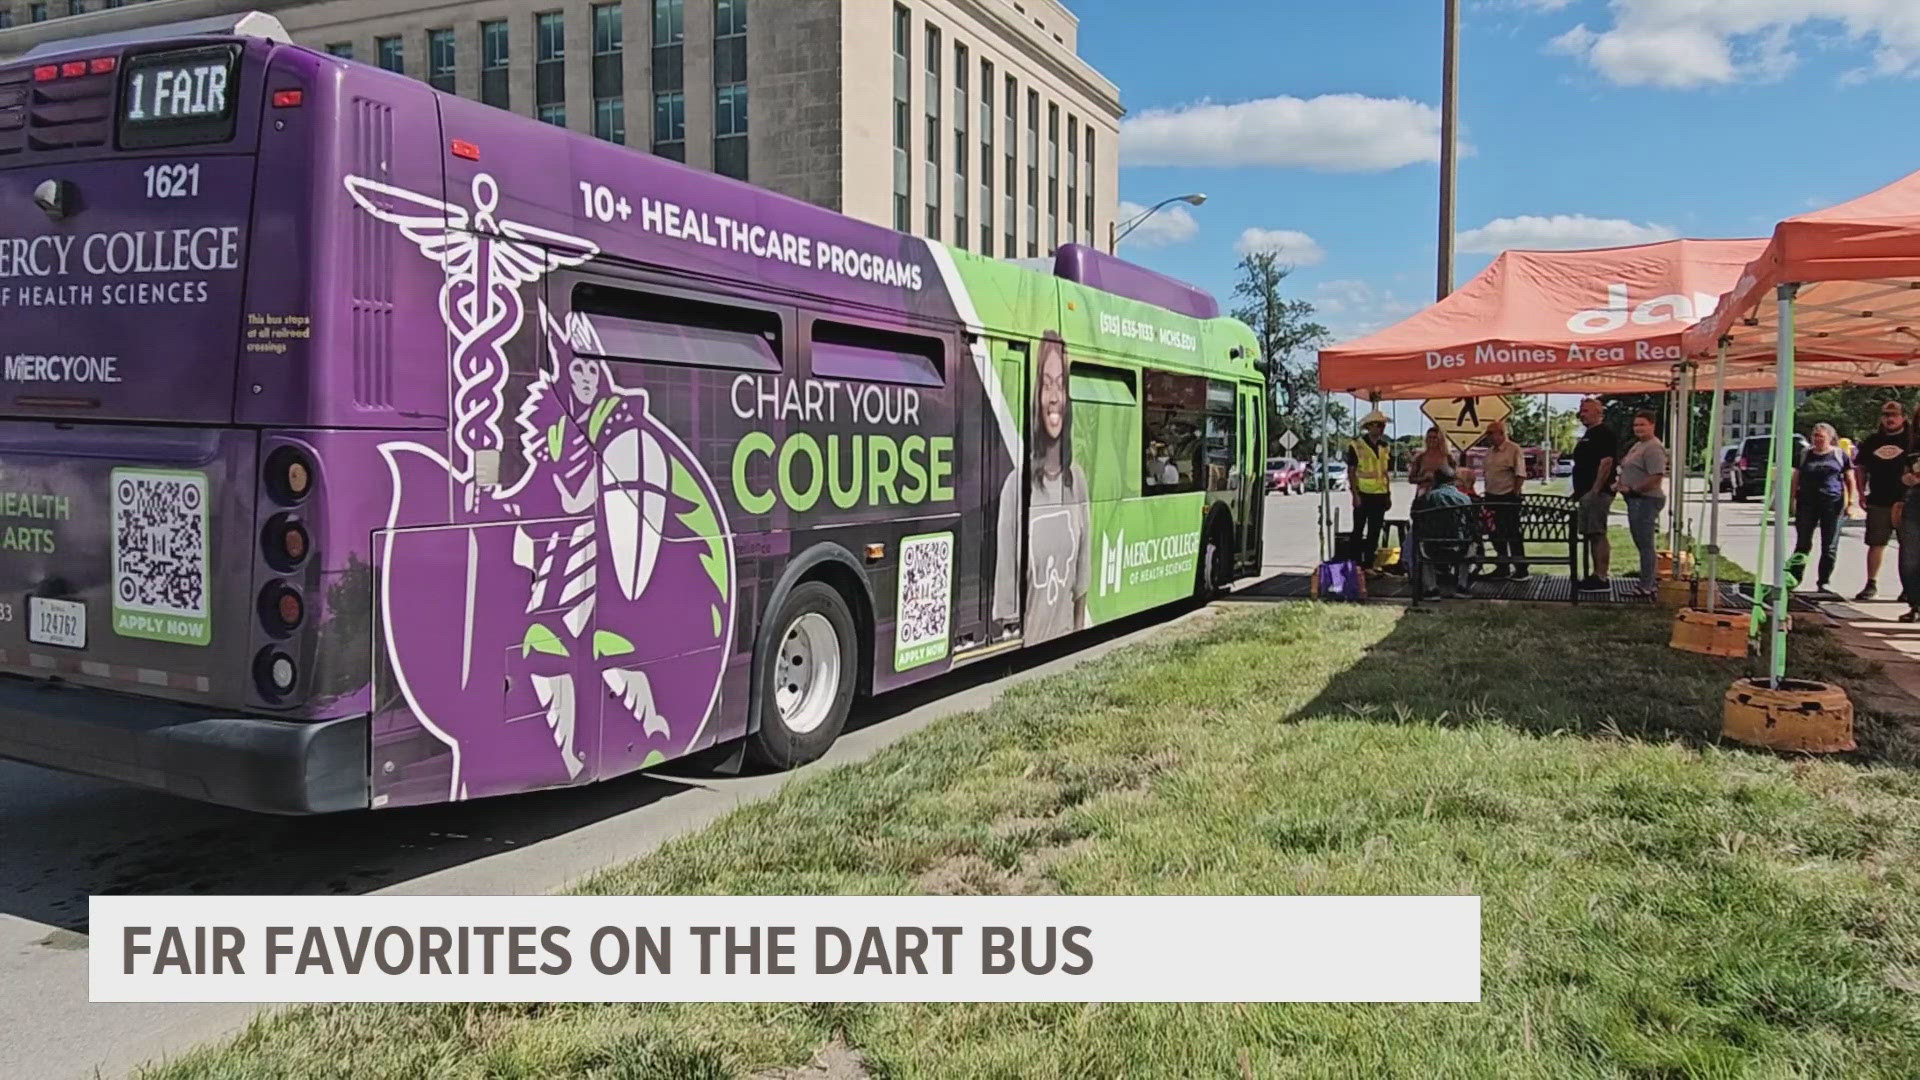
{"left": 1798, "top": 386, "right": 1914, "bottom": 443}
{"left": 1506, "top": 396, "right": 1579, "bottom": 453}
{"left": 1231, "top": 252, "right": 1337, "bottom": 456}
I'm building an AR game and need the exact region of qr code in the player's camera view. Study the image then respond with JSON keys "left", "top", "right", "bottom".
{"left": 896, "top": 534, "right": 953, "bottom": 649}
{"left": 113, "top": 470, "right": 209, "bottom": 617}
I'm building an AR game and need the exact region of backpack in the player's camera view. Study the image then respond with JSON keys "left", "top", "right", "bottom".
{"left": 1310, "top": 559, "right": 1367, "bottom": 602}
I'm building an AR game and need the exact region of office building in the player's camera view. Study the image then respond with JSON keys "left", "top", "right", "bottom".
{"left": 0, "top": 0, "right": 1123, "bottom": 253}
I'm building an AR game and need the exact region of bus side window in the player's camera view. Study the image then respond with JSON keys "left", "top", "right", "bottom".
{"left": 810, "top": 320, "right": 946, "bottom": 387}
{"left": 570, "top": 282, "right": 783, "bottom": 372}
{"left": 1141, "top": 370, "right": 1208, "bottom": 496}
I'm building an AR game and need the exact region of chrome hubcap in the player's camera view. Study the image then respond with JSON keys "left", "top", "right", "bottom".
{"left": 774, "top": 613, "right": 840, "bottom": 734}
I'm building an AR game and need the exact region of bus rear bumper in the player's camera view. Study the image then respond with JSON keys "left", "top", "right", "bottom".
{"left": 0, "top": 677, "right": 368, "bottom": 815}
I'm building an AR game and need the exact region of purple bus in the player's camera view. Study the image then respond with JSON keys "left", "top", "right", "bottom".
{"left": 0, "top": 15, "right": 1265, "bottom": 813}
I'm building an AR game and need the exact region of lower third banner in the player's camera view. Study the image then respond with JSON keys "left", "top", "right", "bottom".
{"left": 92, "top": 894, "right": 1481, "bottom": 1003}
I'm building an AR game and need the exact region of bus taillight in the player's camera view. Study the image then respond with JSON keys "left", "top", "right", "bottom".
{"left": 263, "top": 514, "right": 310, "bottom": 571}
{"left": 259, "top": 582, "right": 304, "bottom": 634}
{"left": 265, "top": 446, "right": 314, "bottom": 504}
{"left": 254, "top": 648, "right": 298, "bottom": 698}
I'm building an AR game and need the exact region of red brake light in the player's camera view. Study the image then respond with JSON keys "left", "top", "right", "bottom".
{"left": 88, "top": 57, "right": 116, "bottom": 75}
{"left": 451, "top": 139, "right": 481, "bottom": 161}
{"left": 60, "top": 61, "right": 86, "bottom": 78}
{"left": 1737, "top": 457, "right": 1748, "bottom": 470}
{"left": 32, "top": 65, "right": 58, "bottom": 82}
{"left": 272, "top": 89, "right": 304, "bottom": 108}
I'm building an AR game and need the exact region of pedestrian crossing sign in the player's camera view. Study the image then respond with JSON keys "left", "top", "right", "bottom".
{"left": 1420, "top": 395, "right": 1511, "bottom": 453}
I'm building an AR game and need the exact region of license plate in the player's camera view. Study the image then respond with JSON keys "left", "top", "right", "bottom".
{"left": 29, "top": 597, "right": 86, "bottom": 649}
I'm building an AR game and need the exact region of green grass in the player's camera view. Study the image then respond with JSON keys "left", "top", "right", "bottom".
{"left": 145, "top": 603, "right": 1920, "bottom": 1080}
{"left": 1602, "top": 525, "right": 1754, "bottom": 584}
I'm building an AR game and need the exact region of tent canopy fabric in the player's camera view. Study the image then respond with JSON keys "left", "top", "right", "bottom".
{"left": 1685, "top": 168, "right": 1920, "bottom": 387}
{"left": 1319, "top": 238, "right": 1765, "bottom": 400}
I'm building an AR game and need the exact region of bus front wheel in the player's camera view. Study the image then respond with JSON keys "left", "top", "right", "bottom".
{"left": 749, "top": 581, "right": 858, "bottom": 769}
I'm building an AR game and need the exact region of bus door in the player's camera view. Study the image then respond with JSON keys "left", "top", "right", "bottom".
{"left": 983, "top": 339, "right": 1030, "bottom": 645}
{"left": 1236, "top": 383, "right": 1265, "bottom": 574}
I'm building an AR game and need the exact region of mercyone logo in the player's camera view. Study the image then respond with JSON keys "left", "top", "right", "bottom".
{"left": 1566, "top": 285, "right": 1723, "bottom": 336}
{"left": 1099, "top": 527, "right": 1201, "bottom": 598}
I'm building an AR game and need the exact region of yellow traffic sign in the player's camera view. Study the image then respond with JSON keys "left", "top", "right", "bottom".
{"left": 1421, "top": 395, "right": 1511, "bottom": 453}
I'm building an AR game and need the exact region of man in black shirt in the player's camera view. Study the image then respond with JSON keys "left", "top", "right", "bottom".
{"left": 1854, "top": 400, "right": 1912, "bottom": 601}
{"left": 1570, "top": 397, "right": 1619, "bottom": 591}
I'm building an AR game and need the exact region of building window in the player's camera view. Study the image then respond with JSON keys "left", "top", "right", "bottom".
{"left": 591, "top": 4, "right": 625, "bottom": 144}
{"left": 1085, "top": 129, "right": 1097, "bottom": 246}
{"left": 427, "top": 29, "right": 456, "bottom": 93}
{"left": 980, "top": 59, "right": 995, "bottom": 255}
{"left": 653, "top": 0, "right": 684, "bottom": 45}
{"left": 715, "top": 84, "right": 749, "bottom": 179}
{"left": 326, "top": 42, "right": 353, "bottom": 59}
{"left": 536, "top": 12, "right": 565, "bottom": 126}
{"left": 653, "top": 91, "right": 686, "bottom": 161}
{"left": 654, "top": 0, "right": 687, "bottom": 160}
{"left": 892, "top": 5, "right": 911, "bottom": 232}
{"left": 1047, "top": 104, "right": 1059, "bottom": 253}
{"left": 1003, "top": 74, "right": 1017, "bottom": 257}
{"left": 1066, "top": 116, "right": 1078, "bottom": 248}
{"left": 1026, "top": 90, "right": 1039, "bottom": 257}
{"left": 923, "top": 24, "right": 941, "bottom": 240}
{"left": 952, "top": 42, "right": 968, "bottom": 250}
{"left": 481, "top": 21, "right": 509, "bottom": 109}
{"left": 714, "top": 0, "right": 748, "bottom": 179}
{"left": 376, "top": 36, "right": 404, "bottom": 75}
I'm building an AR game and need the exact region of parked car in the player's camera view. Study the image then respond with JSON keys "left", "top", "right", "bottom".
{"left": 1266, "top": 456, "right": 1307, "bottom": 495}
{"left": 1731, "top": 433, "right": 1810, "bottom": 501}
{"left": 1718, "top": 446, "right": 1740, "bottom": 493}
{"left": 1309, "top": 459, "right": 1349, "bottom": 492}
{"left": 1551, "top": 456, "right": 1574, "bottom": 478}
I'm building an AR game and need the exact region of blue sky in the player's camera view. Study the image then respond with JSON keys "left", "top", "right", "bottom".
{"left": 1078, "top": 0, "right": 1920, "bottom": 428}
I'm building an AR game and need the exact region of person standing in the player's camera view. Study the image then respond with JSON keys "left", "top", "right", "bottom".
{"left": 1570, "top": 397, "right": 1619, "bottom": 591}
{"left": 1790, "top": 423, "right": 1856, "bottom": 596}
{"left": 1347, "top": 410, "right": 1394, "bottom": 572}
{"left": 1409, "top": 426, "right": 1456, "bottom": 496}
{"left": 1855, "top": 400, "right": 1912, "bottom": 601}
{"left": 1613, "top": 410, "right": 1668, "bottom": 595}
{"left": 1481, "top": 419, "right": 1529, "bottom": 581}
{"left": 1898, "top": 449, "right": 1920, "bottom": 622}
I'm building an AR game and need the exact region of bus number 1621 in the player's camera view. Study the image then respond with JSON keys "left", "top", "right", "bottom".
{"left": 145, "top": 163, "right": 202, "bottom": 200}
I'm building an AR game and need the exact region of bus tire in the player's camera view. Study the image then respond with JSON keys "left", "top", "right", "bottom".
{"left": 1196, "top": 518, "right": 1232, "bottom": 599}
{"left": 748, "top": 581, "right": 858, "bottom": 770}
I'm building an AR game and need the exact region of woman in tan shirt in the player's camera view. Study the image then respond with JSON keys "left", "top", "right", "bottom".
{"left": 1410, "top": 427, "right": 1458, "bottom": 496}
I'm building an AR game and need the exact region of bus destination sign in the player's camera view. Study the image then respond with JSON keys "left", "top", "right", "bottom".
{"left": 123, "top": 51, "right": 233, "bottom": 124}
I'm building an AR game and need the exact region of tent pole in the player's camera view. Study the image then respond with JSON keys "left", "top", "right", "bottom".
{"left": 1705, "top": 340, "right": 1728, "bottom": 613}
{"left": 1770, "top": 285, "right": 1800, "bottom": 687}
{"left": 1318, "top": 389, "right": 1330, "bottom": 564}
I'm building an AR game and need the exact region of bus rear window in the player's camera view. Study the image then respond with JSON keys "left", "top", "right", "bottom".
{"left": 118, "top": 44, "right": 242, "bottom": 149}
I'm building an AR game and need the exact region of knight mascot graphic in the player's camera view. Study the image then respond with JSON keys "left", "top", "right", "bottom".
{"left": 347, "top": 171, "right": 735, "bottom": 804}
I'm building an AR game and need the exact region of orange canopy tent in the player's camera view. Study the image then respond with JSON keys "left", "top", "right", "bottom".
{"left": 1684, "top": 167, "right": 1920, "bottom": 385}
{"left": 1319, "top": 238, "right": 1766, "bottom": 400}
{"left": 1679, "top": 168, "right": 1920, "bottom": 687}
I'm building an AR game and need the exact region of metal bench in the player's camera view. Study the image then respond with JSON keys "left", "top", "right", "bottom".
{"left": 1409, "top": 493, "right": 1581, "bottom": 602}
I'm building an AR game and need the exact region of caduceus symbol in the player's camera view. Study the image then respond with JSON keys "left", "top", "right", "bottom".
{"left": 344, "top": 172, "right": 600, "bottom": 510}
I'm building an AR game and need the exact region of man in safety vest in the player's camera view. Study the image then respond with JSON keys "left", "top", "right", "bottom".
{"left": 1347, "top": 409, "right": 1394, "bottom": 571}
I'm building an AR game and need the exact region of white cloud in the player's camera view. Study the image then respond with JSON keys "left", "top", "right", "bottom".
{"left": 1120, "top": 94, "right": 1455, "bottom": 172}
{"left": 1456, "top": 214, "right": 1679, "bottom": 254}
{"left": 1234, "top": 228, "right": 1327, "bottom": 267}
{"left": 1540, "top": 1, "right": 1920, "bottom": 87}
{"left": 1113, "top": 200, "right": 1199, "bottom": 250}
{"left": 1313, "top": 279, "right": 1425, "bottom": 341}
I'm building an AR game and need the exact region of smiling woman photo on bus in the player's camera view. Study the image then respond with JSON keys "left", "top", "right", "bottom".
{"left": 994, "top": 333, "right": 1091, "bottom": 646}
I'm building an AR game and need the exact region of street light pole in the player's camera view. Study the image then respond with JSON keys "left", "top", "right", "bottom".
{"left": 1437, "top": 0, "right": 1460, "bottom": 301}
{"left": 1111, "top": 193, "right": 1208, "bottom": 253}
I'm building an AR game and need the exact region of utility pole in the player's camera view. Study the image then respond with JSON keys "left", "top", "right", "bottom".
{"left": 1437, "top": 0, "right": 1459, "bottom": 301}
